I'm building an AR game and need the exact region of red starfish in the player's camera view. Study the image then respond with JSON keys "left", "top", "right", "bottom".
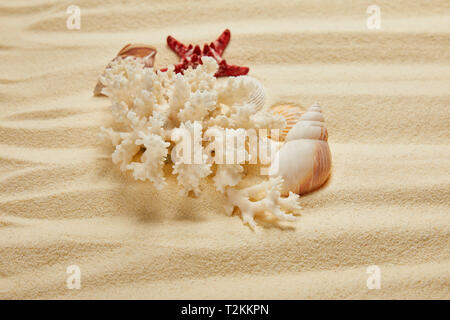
{"left": 161, "top": 29, "right": 249, "bottom": 77}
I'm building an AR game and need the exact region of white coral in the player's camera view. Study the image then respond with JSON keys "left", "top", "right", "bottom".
{"left": 204, "top": 126, "right": 247, "bottom": 192}
{"left": 171, "top": 121, "right": 211, "bottom": 196}
{"left": 225, "top": 177, "right": 301, "bottom": 229}
{"left": 178, "top": 90, "right": 218, "bottom": 122}
{"left": 127, "top": 132, "right": 169, "bottom": 188}
{"left": 213, "top": 165, "right": 244, "bottom": 193}
{"left": 218, "top": 76, "right": 260, "bottom": 107}
{"left": 100, "top": 55, "right": 300, "bottom": 228}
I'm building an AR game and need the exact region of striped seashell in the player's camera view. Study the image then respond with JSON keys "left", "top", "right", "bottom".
{"left": 94, "top": 44, "right": 157, "bottom": 96}
{"left": 270, "top": 104, "right": 304, "bottom": 141}
{"left": 269, "top": 103, "right": 332, "bottom": 195}
{"left": 245, "top": 76, "right": 266, "bottom": 111}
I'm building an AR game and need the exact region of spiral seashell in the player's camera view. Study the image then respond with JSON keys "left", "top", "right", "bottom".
{"left": 94, "top": 44, "right": 157, "bottom": 96}
{"left": 245, "top": 76, "right": 265, "bottom": 111}
{"left": 270, "top": 104, "right": 304, "bottom": 141}
{"left": 285, "top": 104, "right": 328, "bottom": 142}
{"left": 269, "top": 103, "right": 332, "bottom": 195}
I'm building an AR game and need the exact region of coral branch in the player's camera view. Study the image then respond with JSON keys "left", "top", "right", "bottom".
{"left": 100, "top": 55, "right": 295, "bottom": 228}
{"left": 225, "top": 177, "right": 301, "bottom": 229}
{"left": 216, "top": 60, "right": 249, "bottom": 77}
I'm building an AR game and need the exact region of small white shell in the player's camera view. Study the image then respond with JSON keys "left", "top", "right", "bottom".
{"left": 270, "top": 103, "right": 332, "bottom": 195}
{"left": 245, "top": 77, "right": 265, "bottom": 111}
{"left": 270, "top": 104, "right": 304, "bottom": 141}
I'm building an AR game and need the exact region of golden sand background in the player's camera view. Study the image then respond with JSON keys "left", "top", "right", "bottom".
{"left": 0, "top": 0, "right": 449, "bottom": 299}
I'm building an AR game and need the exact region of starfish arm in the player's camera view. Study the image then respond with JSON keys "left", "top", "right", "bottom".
{"left": 167, "top": 35, "right": 187, "bottom": 57}
{"left": 203, "top": 43, "right": 222, "bottom": 61}
{"left": 211, "top": 29, "right": 231, "bottom": 57}
{"left": 160, "top": 61, "right": 187, "bottom": 74}
{"left": 173, "top": 63, "right": 186, "bottom": 74}
{"left": 193, "top": 45, "right": 202, "bottom": 56}
{"left": 215, "top": 60, "right": 249, "bottom": 77}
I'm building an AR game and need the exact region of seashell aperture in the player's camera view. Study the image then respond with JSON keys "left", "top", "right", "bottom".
{"left": 270, "top": 104, "right": 304, "bottom": 141}
{"left": 116, "top": 43, "right": 157, "bottom": 64}
{"left": 269, "top": 103, "right": 332, "bottom": 195}
{"left": 94, "top": 44, "right": 157, "bottom": 96}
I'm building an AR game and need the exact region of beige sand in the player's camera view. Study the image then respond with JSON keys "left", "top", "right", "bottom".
{"left": 0, "top": 0, "right": 449, "bottom": 299}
